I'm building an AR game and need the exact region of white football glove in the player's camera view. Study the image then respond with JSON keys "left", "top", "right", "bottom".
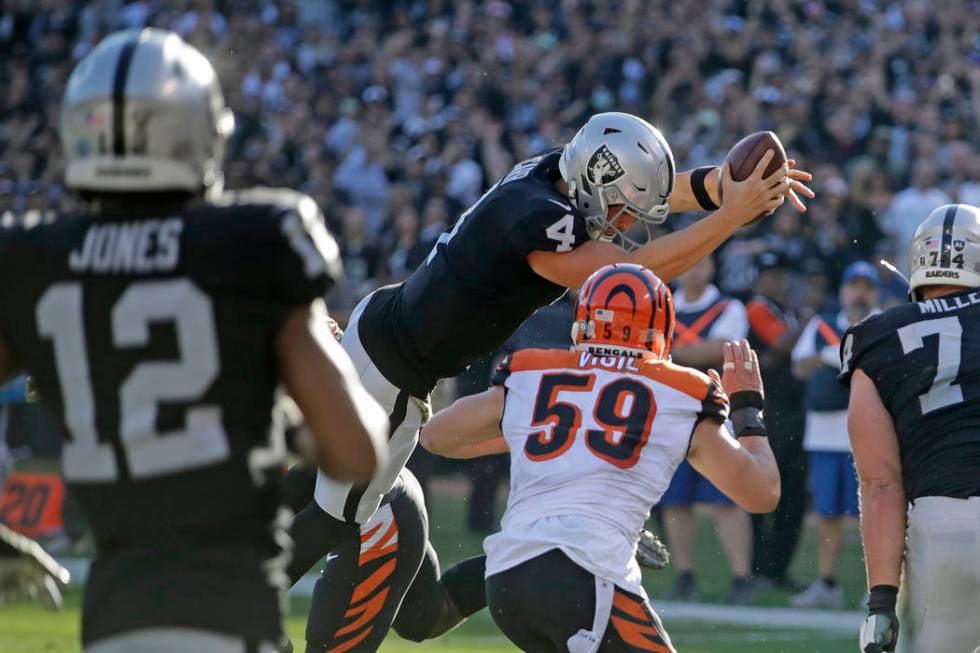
{"left": 0, "top": 524, "right": 70, "bottom": 610}
{"left": 859, "top": 585, "right": 899, "bottom": 652}
{"left": 635, "top": 529, "right": 670, "bottom": 570}
{"left": 859, "top": 613, "right": 898, "bottom": 652}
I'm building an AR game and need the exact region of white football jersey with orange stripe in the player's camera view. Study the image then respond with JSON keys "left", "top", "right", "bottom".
{"left": 484, "top": 348, "right": 728, "bottom": 596}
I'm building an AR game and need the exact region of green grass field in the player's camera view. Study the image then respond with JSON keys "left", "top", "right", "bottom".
{"left": 0, "top": 484, "right": 864, "bottom": 652}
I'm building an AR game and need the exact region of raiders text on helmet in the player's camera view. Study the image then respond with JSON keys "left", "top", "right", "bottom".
{"left": 559, "top": 113, "right": 675, "bottom": 249}
{"left": 60, "top": 28, "right": 234, "bottom": 195}
{"left": 908, "top": 204, "right": 980, "bottom": 299}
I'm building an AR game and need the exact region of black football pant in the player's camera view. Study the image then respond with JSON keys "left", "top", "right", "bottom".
{"left": 487, "top": 549, "right": 676, "bottom": 653}
{"left": 286, "top": 466, "right": 487, "bottom": 652}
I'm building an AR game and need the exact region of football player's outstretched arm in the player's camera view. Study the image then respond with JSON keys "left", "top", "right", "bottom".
{"left": 670, "top": 159, "right": 813, "bottom": 214}
{"left": 276, "top": 301, "right": 389, "bottom": 483}
{"left": 420, "top": 387, "right": 508, "bottom": 459}
{"left": 848, "top": 369, "right": 906, "bottom": 589}
{"left": 688, "top": 421, "right": 780, "bottom": 513}
{"left": 687, "top": 341, "right": 780, "bottom": 513}
{"left": 529, "top": 154, "right": 807, "bottom": 288}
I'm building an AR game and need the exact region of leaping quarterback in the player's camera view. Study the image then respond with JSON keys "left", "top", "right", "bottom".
{"left": 290, "top": 112, "right": 814, "bottom": 651}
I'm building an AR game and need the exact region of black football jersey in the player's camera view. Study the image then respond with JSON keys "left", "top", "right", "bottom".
{"left": 358, "top": 149, "right": 590, "bottom": 397}
{"left": 840, "top": 290, "right": 980, "bottom": 501}
{"left": 0, "top": 188, "right": 340, "bottom": 643}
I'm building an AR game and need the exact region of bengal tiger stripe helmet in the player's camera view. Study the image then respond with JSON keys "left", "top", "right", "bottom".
{"left": 572, "top": 263, "right": 674, "bottom": 359}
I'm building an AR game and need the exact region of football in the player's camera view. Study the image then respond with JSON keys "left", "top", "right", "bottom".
{"left": 724, "top": 130, "right": 787, "bottom": 226}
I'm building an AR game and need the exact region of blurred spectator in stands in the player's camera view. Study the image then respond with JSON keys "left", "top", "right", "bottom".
{"left": 957, "top": 149, "right": 980, "bottom": 207}
{"left": 790, "top": 262, "right": 880, "bottom": 608}
{"left": 328, "top": 206, "right": 379, "bottom": 320}
{"left": 384, "top": 205, "right": 427, "bottom": 283}
{"left": 661, "top": 257, "right": 753, "bottom": 604}
{"left": 883, "top": 159, "right": 951, "bottom": 271}
{"left": 747, "top": 252, "right": 807, "bottom": 593}
{"left": 333, "top": 128, "right": 391, "bottom": 233}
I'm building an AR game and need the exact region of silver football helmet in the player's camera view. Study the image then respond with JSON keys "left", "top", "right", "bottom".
{"left": 60, "top": 28, "right": 234, "bottom": 196}
{"left": 908, "top": 204, "right": 980, "bottom": 299}
{"left": 559, "top": 112, "right": 675, "bottom": 248}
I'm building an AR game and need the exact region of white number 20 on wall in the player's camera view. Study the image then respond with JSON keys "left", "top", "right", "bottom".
{"left": 37, "top": 279, "right": 229, "bottom": 482}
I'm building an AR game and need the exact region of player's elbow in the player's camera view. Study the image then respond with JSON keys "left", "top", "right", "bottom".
{"left": 859, "top": 475, "right": 904, "bottom": 501}
{"left": 737, "top": 487, "right": 780, "bottom": 514}
{"left": 313, "top": 433, "right": 377, "bottom": 484}
{"left": 737, "top": 474, "right": 781, "bottom": 513}
{"left": 312, "top": 405, "right": 389, "bottom": 483}
{"left": 419, "top": 422, "right": 449, "bottom": 456}
{"left": 759, "top": 479, "right": 782, "bottom": 513}
{"left": 340, "top": 435, "right": 383, "bottom": 483}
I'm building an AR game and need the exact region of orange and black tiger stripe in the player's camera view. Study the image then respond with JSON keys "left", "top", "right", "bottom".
{"left": 325, "top": 512, "right": 401, "bottom": 653}
{"left": 608, "top": 589, "right": 674, "bottom": 653}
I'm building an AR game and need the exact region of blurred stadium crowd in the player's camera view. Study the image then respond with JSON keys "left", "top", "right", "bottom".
{"left": 0, "top": 0, "right": 978, "bottom": 606}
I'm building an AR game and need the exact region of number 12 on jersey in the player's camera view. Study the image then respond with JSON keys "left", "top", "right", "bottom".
{"left": 526, "top": 372, "right": 656, "bottom": 468}
{"left": 37, "top": 279, "right": 229, "bottom": 483}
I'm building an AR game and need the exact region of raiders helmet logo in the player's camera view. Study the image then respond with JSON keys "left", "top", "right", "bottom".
{"left": 587, "top": 144, "right": 626, "bottom": 185}
{"left": 954, "top": 239, "right": 966, "bottom": 252}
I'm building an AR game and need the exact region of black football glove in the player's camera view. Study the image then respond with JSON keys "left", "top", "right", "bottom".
{"left": 859, "top": 585, "right": 899, "bottom": 652}
{"left": 635, "top": 529, "right": 670, "bottom": 570}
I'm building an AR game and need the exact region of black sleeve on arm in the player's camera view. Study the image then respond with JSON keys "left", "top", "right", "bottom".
{"left": 698, "top": 379, "right": 730, "bottom": 424}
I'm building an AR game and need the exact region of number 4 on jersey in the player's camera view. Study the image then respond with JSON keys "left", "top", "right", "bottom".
{"left": 545, "top": 214, "right": 577, "bottom": 253}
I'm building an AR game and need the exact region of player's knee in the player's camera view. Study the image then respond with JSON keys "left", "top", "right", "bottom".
{"left": 392, "top": 616, "right": 435, "bottom": 642}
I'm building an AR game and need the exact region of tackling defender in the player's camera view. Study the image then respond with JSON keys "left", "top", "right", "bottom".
{"left": 842, "top": 204, "right": 980, "bottom": 653}
{"left": 0, "top": 28, "right": 388, "bottom": 652}
{"left": 291, "top": 112, "right": 814, "bottom": 650}
{"left": 422, "top": 264, "right": 780, "bottom": 652}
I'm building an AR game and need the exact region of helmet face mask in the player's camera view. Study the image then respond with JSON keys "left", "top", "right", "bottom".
{"left": 560, "top": 113, "right": 675, "bottom": 251}
{"left": 60, "top": 28, "right": 234, "bottom": 198}
{"left": 908, "top": 204, "right": 980, "bottom": 300}
{"left": 572, "top": 263, "right": 675, "bottom": 360}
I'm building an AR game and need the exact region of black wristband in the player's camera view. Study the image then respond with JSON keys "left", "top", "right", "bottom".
{"left": 731, "top": 407, "right": 766, "bottom": 438}
{"left": 868, "top": 585, "right": 899, "bottom": 613}
{"left": 730, "top": 390, "right": 766, "bottom": 437}
{"left": 691, "top": 166, "right": 720, "bottom": 211}
{"left": 730, "top": 390, "right": 764, "bottom": 410}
